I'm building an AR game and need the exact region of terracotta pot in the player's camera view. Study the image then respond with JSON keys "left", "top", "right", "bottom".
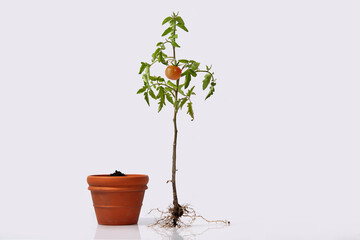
{"left": 87, "top": 174, "right": 149, "bottom": 225}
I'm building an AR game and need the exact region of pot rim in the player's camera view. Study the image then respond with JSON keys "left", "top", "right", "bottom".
{"left": 87, "top": 174, "right": 149, "bottom": 188}
{"left": 88, "top": 174, "right": 148, "bottom": 178}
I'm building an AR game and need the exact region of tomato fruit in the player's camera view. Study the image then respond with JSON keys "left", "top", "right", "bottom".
{"left": 165, "top": 65, "right": 182, "bottom": 80}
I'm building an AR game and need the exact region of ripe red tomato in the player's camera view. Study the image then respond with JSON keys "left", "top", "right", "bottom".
{"left": 165, "top": 65, "right": 182, "bottom": 80}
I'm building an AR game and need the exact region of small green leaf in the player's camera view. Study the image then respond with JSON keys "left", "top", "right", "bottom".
{"left": 158, "top": 51, "right": 165, "bottom": 64}
{"left": 137, "top": 86, "right": 147, "bottom": 94}
{"left": 158, "top": 101, "right": 164, "bottom": 112}
{"left": 175, "top": 16, "right": 184, "bottom": 25}
{"left": 152, "top": 48, "right": 161, "bottom": 59}
{"left": 179, "top": 97, "right": 187, "bottom": 109}
{"left": 165, "top": 92, "right": 174, "bottom": 104}
{"left": 144, "top": 92, "right": 150, "bottom": 106}
{"left": 169, "top": 34, "right": 178, "bottom": 40}
{"left": 157, "top": 87, "right": 165, "bottom": 102}
{"left": 205, "top": 85, "right": 215, "bottom": 100}
{"left": 167, "top": 81, "right": 177, "bottom": 89}
{"left": 181, "top": 69, "right": 188, "bottom": 77}
{"left": 142, "top": 74, "right": 149, "bottom": 88}
{"left": 145, "top": 65, "right": 150, "bottom": 77}
{"left": 187, "top": 86, "right": 195, "bottom": 97}
{"left": 189, "top": 69, "right": 197, "bottom": 77}
{"left": 202, "top": 74, "right": 211, "bottom": 90}
{"left": 177, "top": 24, "right": 188, "bottom": 32}
{"left": 178, "top": 59, "right": 189, "bottom": 64}
{"left": 162, "top": 27, "right": 173, "bottom": 37}
{"left": 162, "top": 17, "right": 172, "bottom": 25}
{"left": 139, "top": 62, "right": 146, "bottom": 74}
{"left": 178, "top": 88, "right": 185, "bottom": 96}
{"left": 149, "top": 89, "right": 157, "bottom": 99}
{"left": 171, "top": 40, "right": 180, "bottom": 48}
{"left": 187, "top": 102, "right": 194, "bottom": 120}
{"left": 191, "top": 62, "right": 200, "bottom": 70}
{"left": 184, "top": 72, "right": 191, "bottom": 89}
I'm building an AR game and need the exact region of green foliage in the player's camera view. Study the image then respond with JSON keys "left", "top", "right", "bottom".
{"left": 187, "top": 102, "right": 194, "bottom": 120}
{"left": 138, "top": 12, "right": 218, "bottom": 120}
{"left": 202, "top": 74, "right": 211, "bottom": 90}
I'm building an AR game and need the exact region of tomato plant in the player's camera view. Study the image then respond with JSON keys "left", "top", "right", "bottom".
{"left": 137, "top": 12, "right": 221, "bottom": 227}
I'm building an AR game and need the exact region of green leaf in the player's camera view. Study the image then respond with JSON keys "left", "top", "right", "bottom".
{"left": 177, "top": 23, "right": 188, "bottom": 32}
{"left": 178, "top": 59, "right": 189, "bottom": 64}
{"left": 142, "top": 74, "right": 150, "bottom": 88}
{"left": 167, "top": 81, "right": 177, "bottom": 89}
{"left": 157, "top": 76, "right": 165, "bottom": 82}
{"left": 165, "top": 92, "right": 174, "bottom": 104}
{"left": 137, "top": 86, "right": 147, "bottom": 94}
{"left": 205, "top": 85, "right": 215, "bottom": 100}
{"left": 171, "top": 40, "right": 180, "bottom": 48}
{"left": 139, "top": 62, "right": 146, "bottom": 74}
{"left": 184, "top": 72, "right": 191, "bottom": 89}
{"left": 191, "top": 62, "right": 200, "bottom": 70}
{"left": 175, "top": 16, "right": 184, "bottom": 25}
{"left": 162, "top": 17, "right": 172, "bottom": 25}
{"left": 145, "top": 65, "right": 150, "bottom": 78}
{"left": 158, "top": 51, "right": 165, "bottom": 64}
{"left": 181, "top": 69, "right": 188, "bottom": 77}
{"left": 144, "top": 92, "right": 150, "bottom": 106}
{"left": 157, "top": 87, "right": 165, "bottom": 102}
{"left": 189, "top": 69, "right": 197, "bottom": 77}
{"left": 162, "top": 27, "right": 173, "bottom": 37}
{"left": 152, "top": 48, "right": 161, "bottom": 59}
{"left": 178, "top": 88, "right": 185, "bottom": 96}
{"left": 187, "top": 102, "right": 194, "bottom": 120}
{"left": 202, "top": 74, "right": 211, "bottom": 90}
{"left": 168, "top": 34, "right": 178, "bottom": 40}
{"left": 158, "top": 101, "right": 164, "bottom": 112}
{"left": 179, "top": 97, "right": 187, "bottom": 109}
{"left": 187, "top": 86, "right": 195, "bottom": 97}
{"left": 149, "top": 89, "right": 157, "bottom": 99}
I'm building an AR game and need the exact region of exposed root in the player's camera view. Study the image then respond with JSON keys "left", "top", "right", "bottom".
{"left": 148, "top": 204, "right": 230, "bottom": 228}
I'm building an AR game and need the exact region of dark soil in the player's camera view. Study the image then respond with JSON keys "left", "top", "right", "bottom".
{"left": 110, "top": 170, "right": 126, "bottom": 176}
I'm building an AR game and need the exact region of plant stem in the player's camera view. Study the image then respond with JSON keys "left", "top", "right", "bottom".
{"left": 172, "top": 78, "right": 179, "bottom": 209}
{"left": 171, "top": 17, "right": 180, "bottom": 211}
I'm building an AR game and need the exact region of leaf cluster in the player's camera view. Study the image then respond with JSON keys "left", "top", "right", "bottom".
{"left": 137, "top": 12, "right": 217, "bottom": 121}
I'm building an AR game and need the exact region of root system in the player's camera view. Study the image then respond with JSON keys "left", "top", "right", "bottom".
{"left": 149, "top": 204, "right": 230, "bottom": 228}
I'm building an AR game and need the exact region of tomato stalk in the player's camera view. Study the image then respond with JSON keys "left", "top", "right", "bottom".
{"left": 170, "top": 18, "right": 183, "bottom": 226}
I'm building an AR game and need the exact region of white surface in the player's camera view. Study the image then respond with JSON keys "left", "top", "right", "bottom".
{"left": 1, "top": 0, "right": 360, "bottom": 239}
{"left": 1, "top": 217, "right": 360, "bottom": 240}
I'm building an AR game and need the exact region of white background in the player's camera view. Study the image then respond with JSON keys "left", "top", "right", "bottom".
{"left": 1, "top": 0, "right": 360, "bottom": 239}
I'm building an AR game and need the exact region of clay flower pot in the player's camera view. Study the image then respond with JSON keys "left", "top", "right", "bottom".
{"left": 87, "top": 174, "right": 149, "bottom": 225}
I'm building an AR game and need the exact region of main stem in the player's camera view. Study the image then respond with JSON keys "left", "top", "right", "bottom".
{"left": 172, "top": 79, "right": 179, "bottom": 208}
{"left": 171, "top": 41, "right": 180, "bottom": 210}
